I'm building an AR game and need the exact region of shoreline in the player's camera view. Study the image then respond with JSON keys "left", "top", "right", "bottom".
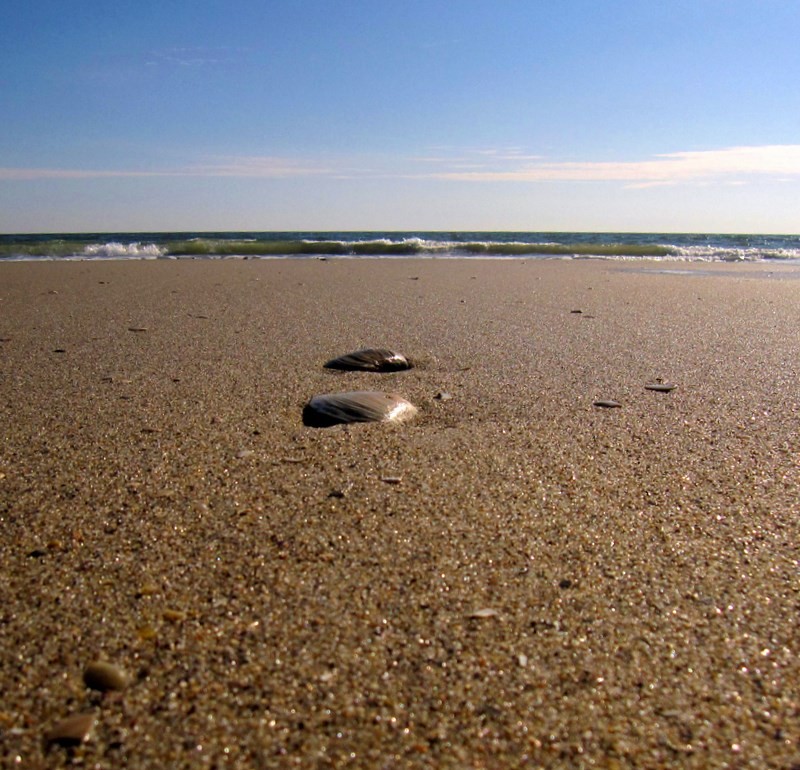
{"left": 1, "top": 258, "right": 798, "bottom": 767}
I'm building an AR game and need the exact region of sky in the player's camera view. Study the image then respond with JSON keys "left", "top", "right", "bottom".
{"left": 1, "top": 0, "right": 799, "bottom": 233}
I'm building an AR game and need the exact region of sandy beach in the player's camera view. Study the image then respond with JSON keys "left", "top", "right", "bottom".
{"left": 1, "top": 258, "right": 798, "bottom": 769}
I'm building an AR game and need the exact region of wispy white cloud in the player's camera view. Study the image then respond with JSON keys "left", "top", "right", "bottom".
{"left": 3, "top": 145, "right": 800, "bottom": 185}
{"left": 185, "top": 155, "right": 342, "bottom": 178}
{"left": 0, "top": 156, "right": 339, "bottom": 181}
{"left": 0, "top": 168, "right": 168, "bottom": 181}
{"left": 416, "top": 145, "right": 800, "bottom": 186}
{"left": 145, "top": 46, "right": 249, "bottom": 68}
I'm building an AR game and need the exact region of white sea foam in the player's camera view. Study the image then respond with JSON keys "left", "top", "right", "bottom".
{"left": 80, "top": 242, "right": 167, "bottom": 259}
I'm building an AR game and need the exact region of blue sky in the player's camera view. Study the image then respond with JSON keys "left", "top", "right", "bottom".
{"left": 1, "top": 0, "right": 799, "bottom": 233}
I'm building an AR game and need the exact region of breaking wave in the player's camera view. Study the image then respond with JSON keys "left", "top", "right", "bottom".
{"left": 2, "top": 232, "right": 800, "bottom": 262}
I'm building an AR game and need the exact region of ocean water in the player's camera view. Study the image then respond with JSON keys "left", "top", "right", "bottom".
{"left": 1, "top": 231, "right": 800, "bottom": 262}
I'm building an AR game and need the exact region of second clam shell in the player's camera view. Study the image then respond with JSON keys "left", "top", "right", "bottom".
{"left": 323, "top": 348, "right": 412, "bottom": 372}
{"left": 303, "top": 391, "right": 418, "bottom": 427}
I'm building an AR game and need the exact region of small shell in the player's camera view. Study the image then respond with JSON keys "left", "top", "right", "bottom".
{"left": 468, "top": 608, "right": 498, "bottom": 619}
{"left": 645, "top": 382, "right": 677, "bottom": 393}
{"left": 83, "top": 661, "right": 130, "bottom": 692}
{"left": 324, "top": 348, "right": 412, "bottom": 372}
{"left": 45, "top": 712, "right": 96, "bottom": 747}
{"left": 303, "top": 391, "right": 418, "bottom": 427}
{"left": 593, "top": 399, "right": 622, "bottom": 409}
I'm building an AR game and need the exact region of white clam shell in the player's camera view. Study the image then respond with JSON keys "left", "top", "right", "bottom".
{"left": 303, "top": 391, "right": 418, "bottom": 427}
{"left": 323, "top": 348, "right": 412, "bottom": 372}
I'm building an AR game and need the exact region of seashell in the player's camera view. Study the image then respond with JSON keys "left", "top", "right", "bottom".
{"left": 593, "top": 399, "right": 621, "bottom": 409}
{"left": 83, "top": 661, "right": 130, "bottom": 692}
{"left": 468, "top": 608, "right": 498, "bottom": 619}
{"left": 645, "top": 382, "right": 677, "bottom": 393}
{"left": 45, "top": 712, "right": 95, "bottom": 747}
{"left": 303, "top": 391, "right": 418, "bottom": 427}
{"left": 304, "top": 392, "right": 417, "bottom": 427}
{"left": 323, "top": 348, "right": 412, "bottom": 372}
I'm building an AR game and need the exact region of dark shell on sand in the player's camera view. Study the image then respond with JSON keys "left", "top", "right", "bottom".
{"left": 323, "top": 348, "right": 413, "bottom": 372}
{"left": 83, "top": 661, "right": 130, "bottom": 692}
{"left": 593, "top": 399, "right": 622, "bottom": 409}
{"left": 45, "top": 712, "right": 96, "bottom": 748}
{"left": 303, "top": 391, "right": 418, "bottom": 427}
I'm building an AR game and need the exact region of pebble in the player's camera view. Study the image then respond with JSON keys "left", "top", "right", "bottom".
{"left": 83, "top": 661, "right": 130, "bottom": 692}
{"left": 468, "top": 608, "right": 498, "bottom": 619}
{"left": 593, "top": 399, "right": 622, "bottom": 408}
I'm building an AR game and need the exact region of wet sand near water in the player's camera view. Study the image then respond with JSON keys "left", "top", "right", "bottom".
{"left": 0, "top": 258, "right": 798, "bottom": 768}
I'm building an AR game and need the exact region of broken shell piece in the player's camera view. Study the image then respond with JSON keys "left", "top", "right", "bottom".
{"left": 468, "top": 608, "right": 498, "bottom": 619}
{"left": 303, "top": 391, "right": 418, "bottom": 428}
{"left": 45, "top": 712, "right": 96, "bottom": 747}
{"left": 324, "top": 348, "right": 413, "bottom": 372}
{"left": 83, "top": 661, "right": 130, "bottom": 692}
{"left": 593, "top": 399, "right": 622, "bottom": 409}
{"left": 645, "top": 382, "right": 677, "bottom": 393}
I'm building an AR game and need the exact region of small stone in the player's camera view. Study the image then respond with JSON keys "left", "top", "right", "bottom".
{"left": 163, "top": 609, "right": 187, "bottom": 623}
{"left": 136, "top": 582, "right": 159, "bottom": 597}
{"left": 45, "top": 712, "right": 95, "bottom": 747}
{"left": 236, "top": 449, "right": 255, "bottom": 459}
{"left": 381, "top": 476, "right": 403, "bottom": 484}
{"left": 83, "top": 661, "right": 130, "bottom": 692}
{"left": 468, "top": 608, "right": 498, "bottom": 619}
{"left": 593, "top": 400, "right": 621, "bottom": 409}
{"left": 128, "top": 327, "right": 148, "bottom": 332}
{"left": 433, "top": 391, "right": 453, "bottom": 401}
{"left": 137, "top": 625, "right": 158, "bottom": 641}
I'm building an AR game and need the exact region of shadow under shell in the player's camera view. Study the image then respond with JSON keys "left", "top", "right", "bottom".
{"left": 323, "top": 348, "right": 413, "bottom": 372}
{"left": 303, "top": 391, "right": 418, "bottom": 427}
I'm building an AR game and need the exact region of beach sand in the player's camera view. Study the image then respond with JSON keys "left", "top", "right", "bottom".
{"left": 0, "top": 258, "right": 798, "bottom": 768}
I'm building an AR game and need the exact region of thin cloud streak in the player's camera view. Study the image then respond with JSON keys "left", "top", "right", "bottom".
{"left": 0, "top": 157, "right": 339, "bottom": 181}
{"left": 0, "top": 168, "right": 171, "bottom": 181}
{"left": 420, "top": 145, "right": 800, "bottom": 184}
{"left": 3, "top": 145, "right": 800, "bottom": 184}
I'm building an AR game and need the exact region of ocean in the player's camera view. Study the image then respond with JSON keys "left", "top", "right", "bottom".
{"left": 1, "top": 231, "right": 800, "bottom": 262}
